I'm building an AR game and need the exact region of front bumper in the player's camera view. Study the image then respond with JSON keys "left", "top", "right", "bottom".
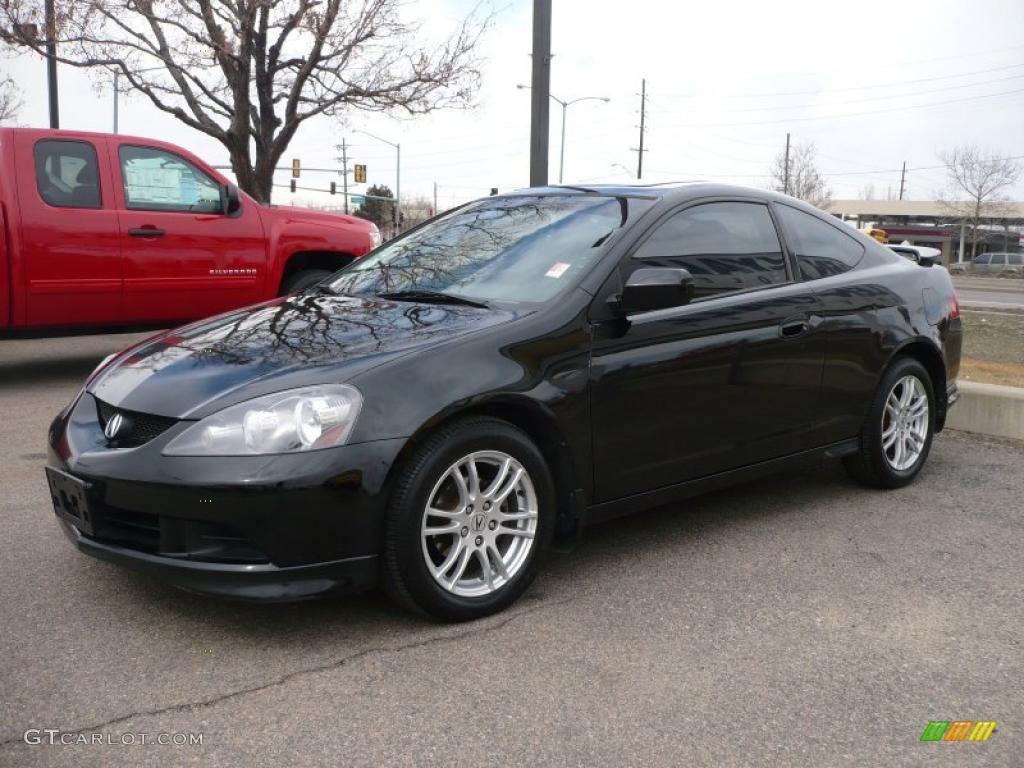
{"left": 57, "top": 517, "right": 377, "bottom": 600}
{"left": 47, "top": 393, "right": 407, "bottom": 600}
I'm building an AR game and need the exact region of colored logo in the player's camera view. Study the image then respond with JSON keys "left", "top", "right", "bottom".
{"left": 921, "top": 721, "right": 997, "bottom": 742}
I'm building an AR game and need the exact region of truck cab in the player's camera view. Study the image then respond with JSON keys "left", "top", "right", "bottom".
{"left": 0, "top": 127, "right": 379, "bottom": 335}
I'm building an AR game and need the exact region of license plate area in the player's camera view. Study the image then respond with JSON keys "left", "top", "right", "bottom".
{"left": 45, "top": 467, "right": 96, "bottom": 536}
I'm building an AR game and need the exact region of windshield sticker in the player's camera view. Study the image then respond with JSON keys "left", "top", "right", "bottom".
{"left": 545, "top": 262, "right": 571, "bottom": 279}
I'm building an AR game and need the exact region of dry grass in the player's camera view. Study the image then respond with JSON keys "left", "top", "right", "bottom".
{"left": 958, "top": 310, "right": 1024, "bottom": 387}
{"left": 959, "top": 358, "right": 1024, "bottom": 387}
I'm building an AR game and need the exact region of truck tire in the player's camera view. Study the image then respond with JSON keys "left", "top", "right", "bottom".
{"left": 279, "top": 269, "right": 332, "bottom": 295}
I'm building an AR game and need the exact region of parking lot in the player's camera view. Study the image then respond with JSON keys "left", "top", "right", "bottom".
{"left": 1, "top": 333, "right": 1021, "bottom": 767}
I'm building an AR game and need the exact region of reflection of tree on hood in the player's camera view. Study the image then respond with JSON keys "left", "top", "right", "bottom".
{"left": 127, "top": 295, "right": 483, "bottom": 372}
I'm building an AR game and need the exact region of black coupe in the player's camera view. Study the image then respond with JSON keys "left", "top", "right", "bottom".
{"left": 46, "top": 183, "right": 962, "bottom": 620}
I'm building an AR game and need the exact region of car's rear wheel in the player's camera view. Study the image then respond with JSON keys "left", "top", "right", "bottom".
{"left": 844, "top": 357, "right": 935, "bottom": 488}
{"left": 383, "top": 417, "right": 555, "bottom": 621}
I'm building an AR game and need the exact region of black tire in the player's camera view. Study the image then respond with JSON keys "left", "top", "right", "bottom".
{"left": 383, "top": 417, "right": 556, "bottom": 621}
{"left": 279, "top": 269, "right": 332, "bottom": 295}
{"left": 843, "top": 356, "right": 935, "bottom": 489}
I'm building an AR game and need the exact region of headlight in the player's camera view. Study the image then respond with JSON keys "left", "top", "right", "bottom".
{"left": 369, "top": 226, "right": 382, "bottom": 249}
{"left": 162, "top": 385, "right": 362, "bottom": 456}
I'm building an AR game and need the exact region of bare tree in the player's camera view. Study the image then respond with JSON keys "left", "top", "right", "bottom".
{"left": 0, "top": 1, "right": 487, "bottom": 202}
{"left": 768, "top": 140, "right": 831, "bottom": 208}
{"left": 938, "top": 145, "right": 1022, "bottom": 260}
{"left": 0, "top": 73, "right": 19, "bottom": 123}
{"left": 857, "top": 183, "right": 876, "bottom": 200}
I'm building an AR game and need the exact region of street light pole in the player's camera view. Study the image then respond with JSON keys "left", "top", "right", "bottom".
{"left": 518, "top": 86, "right": 609, "bottom": 184}
{"left": 44, "top": 0, "right": 59, "bottom": 128}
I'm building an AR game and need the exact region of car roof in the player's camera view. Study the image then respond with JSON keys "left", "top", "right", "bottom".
{"left": 500, "top": 181, "right": 809, "bottom": 207}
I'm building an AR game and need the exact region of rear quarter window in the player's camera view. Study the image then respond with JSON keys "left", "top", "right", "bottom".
{"left": 774, "top": 204, "right": 864, "bottom": 280}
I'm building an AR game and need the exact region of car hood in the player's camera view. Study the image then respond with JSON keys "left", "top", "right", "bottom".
{"left": 90, "top": 294, "right": 520, "bottom": 419}
{"left": 261, "top": 204, "right": 372, "bottom": 231}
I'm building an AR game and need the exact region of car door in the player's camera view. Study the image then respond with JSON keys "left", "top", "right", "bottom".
{"left": 17, "top": 136, "right": 123, "bottom": 327}
{"left": 113, "top": 142, "right": 266, "bottom": 324}
{"left": 589, "top": 199, "right": 826, "bottom": 503}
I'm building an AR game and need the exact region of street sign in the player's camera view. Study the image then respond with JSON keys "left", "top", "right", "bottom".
{"left": 291, "top": 158, "right": 300, "bottom": 178}
{"left": 351, "top": 195, "right": 365, "bottom": 205}
{"left": 354, "top": 164, "right": 367, "bottom": 184}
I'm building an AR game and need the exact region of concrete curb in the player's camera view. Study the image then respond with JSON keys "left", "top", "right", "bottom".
{"left": 946, "top": 381, "right": 1024, "bottom": 441}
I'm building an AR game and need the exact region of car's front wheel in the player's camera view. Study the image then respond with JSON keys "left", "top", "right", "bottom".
{"left": 383, "top": 417, "right": 555, "bottom": 621}
{"left": 844, "top": 356, "right": 935, "bottom": 488}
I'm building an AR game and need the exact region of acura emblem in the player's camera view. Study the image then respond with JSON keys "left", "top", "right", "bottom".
{"left": 104, "top": 413, "right": 125, "bottom": 441}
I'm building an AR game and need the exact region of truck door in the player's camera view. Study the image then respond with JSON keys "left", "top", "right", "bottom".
{"left": 112, "top": 142, "right": 265, "bottom": 324}
{"left": 17, "top": 136, "right": 123, "bottom": 328}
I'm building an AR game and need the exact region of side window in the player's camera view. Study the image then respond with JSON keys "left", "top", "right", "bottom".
{"left": 991, "top": 253, "right": 1007, "bottom": 266}
{"left": 775, "top": 204, "right": 864, "bottom": 280}
{"left": 1009, "top": 254, "right": 1023, "bottom": 266}
{"left": 119, "top": 145, "right": 222, "bottom": 213}
{"left": 974, "top": 253, "right": 991, "bottom": 264}
{"left": 34, "top": 140, "right": 102, "bottom": 209}
{"left": 632, "top": 202, "right": 788, "bottom": 300}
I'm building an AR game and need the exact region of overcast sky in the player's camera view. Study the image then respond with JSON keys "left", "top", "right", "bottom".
{"left": 3, "top": 0, "right": 1023, "bottom": 210}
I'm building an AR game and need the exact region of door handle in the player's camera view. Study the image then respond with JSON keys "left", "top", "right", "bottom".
{"left": 780, "top": 318, "right": 808, "bottom": 338}
{"left": 129, "top": 227, "right": 166, "bottom": 238}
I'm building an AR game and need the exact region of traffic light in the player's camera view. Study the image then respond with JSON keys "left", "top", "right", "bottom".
{"left": 291, "top": 158, "right": 300, "bottom": 178}
{"left": 290, "top": 179, "right": 296, "bottom": 193}
{"left": 354, "top": 164, "right": 367, "bottom": 184}
{"left": 330, "top": 181, "right": 336, "bottom": 195}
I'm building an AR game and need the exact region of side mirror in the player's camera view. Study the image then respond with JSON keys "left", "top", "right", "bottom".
{"left": 614, "top": 267, "right": 694, "bottom": 314}
{"left": 916, "top": 252, "right": 936, "bottom": 267}
{"left": 223, "top": 183, "right": 242, "bottom": 217}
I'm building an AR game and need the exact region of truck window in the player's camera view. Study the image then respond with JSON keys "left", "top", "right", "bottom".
{"left": 119, "top": 145, "right": 222, "bottom": 214}
{"left": 34, "top": 140, "right": 102, "bottom": 209}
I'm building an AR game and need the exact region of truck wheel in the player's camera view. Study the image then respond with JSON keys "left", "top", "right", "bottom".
{"left": 280, "top": 269, "right": 332, "bottom": 295}
{"left": 843, "top": 357, "right": 935, "bottom": 489}
{"left": 383, "top": 417, "right": 555, "bottom": 621}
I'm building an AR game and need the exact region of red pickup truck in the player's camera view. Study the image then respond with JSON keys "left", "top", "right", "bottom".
{"left": 0, "top": 127, "right": 379, "bottom": 335}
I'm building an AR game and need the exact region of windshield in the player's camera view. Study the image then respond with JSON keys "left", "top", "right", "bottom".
{"left": 327, "top": 194, "right": 649, "bottom": 305}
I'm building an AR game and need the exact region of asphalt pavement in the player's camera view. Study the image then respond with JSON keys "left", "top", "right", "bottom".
{"left": 954, "top": 275, "right": 1024, "bottom": 308}
{"left": 1, "top": 333, "right": 1022, "bottom": 767}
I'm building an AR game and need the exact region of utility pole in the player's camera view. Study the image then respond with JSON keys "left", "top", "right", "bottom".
{"left": 783, "top": 132, "right": 791, "bottom": 195}
{"left": 433, "top": 181, "right": 438, "bottom": 216}
{"left": 44, "top": 0, "right": 59, "bottom": 128}
{"left": 113, "top": 72, "right": 119, "bottom": 133}
{"left": 631, "top": 79, "right": 648, "bottom": 180}
{"left": 335, "top": 138, "right": 350, "bottom": 214}
{"left": 899, "top": 161, "right": 907, "bottom": 200}
{"left": 528, "top": 0, "right": 552, "bottom": 187}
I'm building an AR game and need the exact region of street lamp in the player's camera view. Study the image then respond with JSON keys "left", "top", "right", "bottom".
{"left": 112, "top": 65, "right": 166, "bottom": 133}
{"left": 354, "top": 129, "right": 401, "bottom": 231}
{"left": 517, "top": 85, "right": 610, "bottom": 184}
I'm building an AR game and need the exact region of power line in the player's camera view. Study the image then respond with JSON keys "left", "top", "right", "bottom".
{"left": 657, "top": 61, "right": 1024, "bottom": 99}
{"left": 660, "top": 87, "right": 1024, "bottom": 128}
{"left": 650, "top": 73, "right": 1024, "bottom": 115}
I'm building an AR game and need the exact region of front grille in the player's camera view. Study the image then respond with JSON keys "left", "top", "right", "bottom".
{"left": 89, "top": 505, "right": 270, "bottom": 565}
{"left": 95, "top": 398, "right": 178, "bottom": 448}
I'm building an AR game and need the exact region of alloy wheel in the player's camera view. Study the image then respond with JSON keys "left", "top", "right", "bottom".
{"left": 420, "top": 451, "right": 538, "bottom": 597}
{"left": 881, "top": 374, "right": 929, "bottom": 471}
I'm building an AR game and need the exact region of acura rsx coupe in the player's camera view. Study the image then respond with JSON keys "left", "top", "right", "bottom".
{"left": 46, "top": 183, "right": 962, "bottom": 621}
